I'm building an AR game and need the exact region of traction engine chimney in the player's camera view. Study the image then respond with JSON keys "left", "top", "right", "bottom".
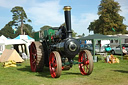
{"left": 63, "top": 6, "right": 72, "bottom": 38}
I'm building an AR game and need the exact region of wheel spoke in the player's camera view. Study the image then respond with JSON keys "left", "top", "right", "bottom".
{"left": 32, "top": 53, "right": 37, "bottom": 56}
{"left": 32, "top": 59, "right": 36, "bottom": 64}
{"left": 82, "top": 64, "right": 85, "bottom": 70}
{"left": 86, "top": 64, "right": 89, "bottom": 73}
{"left": 85, "top": 60, "right": 89, "bottom": 65}
{"left": 53, "top": 64, "right": 57, "bottom": 67}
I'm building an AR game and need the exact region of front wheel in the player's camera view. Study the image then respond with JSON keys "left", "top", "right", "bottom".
{"left": 78, "top": 50, "right": 93, "bottom": 75}
{"left": 49, "top": 51, "right": 62, "bottom": 78}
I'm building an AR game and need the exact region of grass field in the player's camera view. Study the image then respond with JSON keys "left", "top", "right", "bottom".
{"left": 5, "top": 45, "right": 13, "bottom": 49}
{"left": 0, "top": 55, "right": 128, "bottom": 85}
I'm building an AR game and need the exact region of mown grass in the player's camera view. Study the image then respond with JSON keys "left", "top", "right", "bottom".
{"left": 0, "top": 55, "right": 128, "bottom": 85}
{"left": 5, "top": 45, "right": 13, "bottom": 49}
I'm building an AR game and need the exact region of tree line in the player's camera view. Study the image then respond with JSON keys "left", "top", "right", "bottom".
{"left": 0, "top": 0, "right": 127, "bottom": 39}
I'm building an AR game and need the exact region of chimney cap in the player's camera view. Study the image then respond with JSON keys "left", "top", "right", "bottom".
{"left": 63, "top": 6, "right": 72, "bottom": 11}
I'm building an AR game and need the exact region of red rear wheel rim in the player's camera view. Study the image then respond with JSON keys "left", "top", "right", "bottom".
{"left": 78, "top": 51, "right": 89, "bottom": 75}
{"left": 30, "top": 42, "right": 37, "bottom": 72}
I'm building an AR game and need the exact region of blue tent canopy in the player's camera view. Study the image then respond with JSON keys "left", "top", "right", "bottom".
{"left": 14, "top": 35, "right": 34, "bottom": 40}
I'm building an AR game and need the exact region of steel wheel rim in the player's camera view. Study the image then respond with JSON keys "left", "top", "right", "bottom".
{"left": 78, "top": 51, "right": 90, "bottom": 75}
{"left": 49, "top": 52, "right": 57, "bottom": 78}
{"left": 30, "top": 42, "right": 37, "bottom": 72}
{"left": 49, "top": 51, "right": 62, "bottom": 78}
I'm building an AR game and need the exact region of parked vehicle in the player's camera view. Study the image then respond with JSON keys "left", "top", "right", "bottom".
{"left": 111, "top": 44, "right": 128, "bottom": 55}
{"left": 104, "top": 44, "right": 111, "bottom": 52}
{"left": 83, "top": 44, "right": 103, "bottom": 53}
{"left": 82, "top": 44, "right": 111, "bottom": 54}
{"left": 84, "top": 44, "right": 99, "bottom": 53}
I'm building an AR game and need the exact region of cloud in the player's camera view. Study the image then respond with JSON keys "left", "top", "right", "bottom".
{"left": 0, "top": 0, "right": 27, "bottom": 8}
{"left": 26, "top": 0, "right": 64, "bottom": 28}
{"left": 72, "top": 13, "right": 98, "bottom": 35}
{"left": 115, "top": 0, "right": 128, "bottom": 24}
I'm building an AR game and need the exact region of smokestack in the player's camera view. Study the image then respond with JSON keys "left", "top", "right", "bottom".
{"left": 63, "top": 6, "right": 72, "bottom": 38}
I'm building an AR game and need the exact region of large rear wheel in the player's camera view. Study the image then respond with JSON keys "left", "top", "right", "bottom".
{"left": 30, "top": 42, "right": 44, "bottom": 72}
{"left": 78, "top": 50, "right": 93, "bottom": 75}
{"left": 49, "top": 51, "right": 62, "bottom": 78}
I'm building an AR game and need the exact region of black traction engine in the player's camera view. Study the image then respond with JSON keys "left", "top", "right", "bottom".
{"left": 29, "top": 6, "right": 93, "bottom": 78}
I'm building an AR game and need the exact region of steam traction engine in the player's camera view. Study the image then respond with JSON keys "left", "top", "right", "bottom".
{"left": 29, "top": 6, "right": 93, "bottom": 78}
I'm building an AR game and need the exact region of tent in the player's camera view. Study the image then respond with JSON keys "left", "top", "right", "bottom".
{"left": 4, "top": 35, "right": 34, "bottom": 45}
{"left": 0, "top": 35, "right": 7, "bottom": 40}
{"left": 14, "top": 35, "right": 34, "bottom": 44}
{"left": 0, "top": 41, "right": 5, "bottom": 56}
{"left": 14, "top": 35, "right": 34, "bottom": 40}
{"left": 0, "top": 49, "right": 24, "bottom": 63}
{"left": 0, "top": 35, "right": 34, "bottom": 58}
{"left": 0, "top": 39, "right": 4, "bottom": 45}
{"left": 0, "top": 36, "right": 28, "bottom": 57}
{"left": 78, "top": 34, "right": 122, "bottom": 61}
{"left": 0, "top": 35, "right": 7, "bottom": 45}
{"left": 13, "top": 35, "right": 35, "bottom": 57}
{"left": 5, "top": 39, "right": 27, "bottom": 45}
{"left": 0, "top": 35, "right": 6, "bottom": 56}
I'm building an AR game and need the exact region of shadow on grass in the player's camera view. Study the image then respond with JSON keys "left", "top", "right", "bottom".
{"left": 17, "top": 66, "right": 32, "bottom": 72}
{"left": 63, "top": 72, "right": 82, "bottom": 76}
{"left": 113, "top": 70, "right": 128, "bottom": 73}
{"left": 36, "top": 67, "right": 52, "bottom": 78}
{"left": 17, "top": 65, "right": 84, "bottom": 78}
{"left": 17, "top": 66, "right": 52, "bottom": 78}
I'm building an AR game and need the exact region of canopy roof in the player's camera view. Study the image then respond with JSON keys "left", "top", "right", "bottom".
{"left": 0, "top": 35, "right": 7, "bottom": 40}
{"left": 79, "top": 34, "right": 119, "bottom": 40}
{"left": 14, "top": 35, "right": 34, "bottom": 40}
{"left": 5, "top": 39, "right": 27, "bottom": 45}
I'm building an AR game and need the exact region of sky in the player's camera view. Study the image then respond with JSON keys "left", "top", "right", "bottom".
{"left": 0, "top": 0, "right": 128, "bottom": 36}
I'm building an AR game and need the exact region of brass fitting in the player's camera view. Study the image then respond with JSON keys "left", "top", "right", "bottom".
{"left": 63, "top": 6, "right": 72, "bottom": 11}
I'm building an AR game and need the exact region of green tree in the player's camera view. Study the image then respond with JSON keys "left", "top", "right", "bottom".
{"left": 40, "top": 25, "right": 51, "bottom": 32}
{"left": 11, "top": 6, "right": 31, "bottom": 35}
{"left": 60, "top": 23, "right": 66, "bottom": 27}
{"left": 40, "top": 25, "right": 51, "bottom": 33}
{"left": 82, "top": 33, "right": 85, "bottom": 37}
{"left": 0, "top": 22, "right": 15, "bottom": 38}
{"left": 88, "top": 0, "right": 127, "bottom": 35}
{"left": 77, "top": 35, "right": 82, "bottom": 37}
{"left": 14, "top": 24, "right": 35, "bottom": 38}
{"left": 23, "top": 24, "right": 34, "bottom": 37}
{"left": 72, "top": 30, "right": 77, "bottom": 37}
{"left": 60, "top": 23, "right": 77, "bottom": 37}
